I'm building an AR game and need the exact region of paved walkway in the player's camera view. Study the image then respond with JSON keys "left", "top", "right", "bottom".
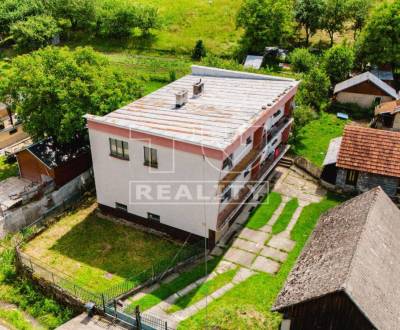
{"left": 112, "top": 166, "right": 326, "bottom": 330}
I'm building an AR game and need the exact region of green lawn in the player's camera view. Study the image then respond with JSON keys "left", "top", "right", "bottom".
{"left": 22, "top": 202, "right": 199, "bottom": 293}
{"left": 246, "top": 192, "right": 282, "bottom": 230}
{"left": 0, "top": 156, "right": 18, "bottom": 181}
{"left": 125, "top": 257, "right": 222, "bottom": 313}
{"left": 178, "top": 195, "right": 341, "bottom": 330}
{"left": 292, "top": 113, "right": 348, "bottom": 167}
{"left": 271, "top": 198, "right": 299, "bottom": 235}
{"left": 167, "top": 268, "right": 238, "bottom": 313}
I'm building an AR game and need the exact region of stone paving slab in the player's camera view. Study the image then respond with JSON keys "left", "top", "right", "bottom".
{"left": 215, "top": 260, "right": 236, "bottom": 274}
{"left": 251, "top": 256, "right": 280, "bottom": 274}
{"left": 238, "top": 228, "right": 268, "bottom": 243}
{"left": 210, "top": 283, "right": 234, "bottom": 299}
{"left": 232, "top": 267, "right": 255, "bottom": 284}
{"left": 268, "top": 235, "right": 295, "bottom": 252}
{"left": 232, "top": 238, "right": 263, "bottom": 254}
{"left": 259, "top": 224, "right": 272, "bottom": 233}
{"left": 162, "top": 272, "right": 180, "bottom": 284}
{"left": 224, "top": 247, "right": 256, "bottom": 267}
{"left": 260, "top": 246, "right": 288, "bottom": 262}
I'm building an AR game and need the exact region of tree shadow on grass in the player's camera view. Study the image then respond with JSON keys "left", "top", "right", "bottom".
{"left": 49, "top": 211, "right": 191, "bottom": 284}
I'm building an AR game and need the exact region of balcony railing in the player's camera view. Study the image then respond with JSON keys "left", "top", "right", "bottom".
{"left": 218, "top": 116, "right": 292, "bottom": 192}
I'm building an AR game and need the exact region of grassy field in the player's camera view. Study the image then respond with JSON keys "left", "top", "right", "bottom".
{"left": 92, "top": 0, "right": 243, "bottom": 55}
{"left": 178, "top": 195, "right": 341, "bottom": 329}
{"left": 0, "top": 156, "right": 18, "bottom": 182}
{"left": 292, "top": 113, "right": 348, "bottom": 167}
{"left": 246, "top": 192, "right": 282, "bottom": 230}
{"left": 22, "top": 201, "right": 197, "bottom": 293}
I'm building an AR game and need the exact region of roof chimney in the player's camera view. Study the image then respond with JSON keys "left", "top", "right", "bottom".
{"left": 175, "top": 89, "right": 188, "bottom": 108}
{"left": 193, "top": 79, "right": 204, "bottom": 97}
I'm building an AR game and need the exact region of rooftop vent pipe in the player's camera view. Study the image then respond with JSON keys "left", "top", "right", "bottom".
{"left": 176, "top": 89, "right": 188, "bottom": 108}
{"left": 193, "top": 79, "right": 204, "bottom": 97}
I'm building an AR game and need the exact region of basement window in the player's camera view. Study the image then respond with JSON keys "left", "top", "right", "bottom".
{"left": 148, "top": 212, "right": 160, "bottom": 222}
{"left": 345, "top": 170, "right": 359, "bottom": 186}
{"left": 115, "top": 202, "right": 127, "bottom": 212}
{"left": 109, "top": 138, "right": 129, "bottom": 160}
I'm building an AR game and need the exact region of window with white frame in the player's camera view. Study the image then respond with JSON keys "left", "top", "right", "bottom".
{"left": 221, "top": 188, "right": 232, "bottom": 203}
{"left": 144, "top": 146, "right": 158, "bottom": 168}
{"left": 109, "top": 138, "right": 129, "bottom": 160}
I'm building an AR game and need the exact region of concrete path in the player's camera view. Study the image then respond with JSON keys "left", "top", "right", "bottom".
{"left": 56, "top": 313, "right": 128, "bottom": 330}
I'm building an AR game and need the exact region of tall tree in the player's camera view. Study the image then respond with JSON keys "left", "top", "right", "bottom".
{"left": 323, "top": 44, "right": 354, "bottom": 84}
{"left": 355, "top": 1, "right": 400, "bottom": 68}
{"left": 0, "top": 47, "right": 143, "bottom": 143}
{"left": 294, "top": 0, "right": 324, "bottom": 46}
{"left": 320, "top": 0, "right": 350, "bottom": 46}
{"left": 236, "top": 0, "right": 295, "bottom": 54}
{"left": 348, "top": 0, "right": 372, "bottom": 40}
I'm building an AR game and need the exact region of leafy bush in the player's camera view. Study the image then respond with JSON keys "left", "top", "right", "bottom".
{"left": 291, "top": 104, "right": 318, "bottom": 140}
{"left": 323, "top": 44, "right": 354, "bottom": 84}
{"left": 0, "top": 0, "right": 45, "bottom": 36}
{"left": 10, "top": 15, "right": 60, "bottom": 51}
{"left": 296, "top": 67, "right": 330, "bottom": 111}
{"left": 48, "top": 0, "right": 96, "bottom": 30}
{"left": 96, "top": 1, "right": 159, "bottom": 38}
{"left": 328, "top": 101, "right": 373, "bottom": 120}
{"left": 289, "top": 48, "right": 317, "bottom": 73}
{"left": 192, "top": 40, "right": 207, "bottom": 61}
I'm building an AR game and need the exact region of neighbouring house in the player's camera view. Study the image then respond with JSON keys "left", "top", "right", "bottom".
{"left": 333, "top": 71, "right": 399, "bottom": 109}
{"left": 320, "top": 125, "right": 400, "bottom": 200}
{"left": 16, "top": 137, "right": 92, "bottom": 188}
{"left": 371, "top": 99, "right": 400, "bottom": 131}
{"left": 370, "top": 68, "right": 395, "bottom": 87}
{"left": 273, "top": 187, "right": 400, "bottom": 330}
{"left": 85, "top": 65, "right": 299, "bottom": 247}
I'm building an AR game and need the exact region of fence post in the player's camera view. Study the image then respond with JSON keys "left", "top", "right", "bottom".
{"left": 102, "top": 294, "right": 105, "bottom": 312}
{"left": 113, "top": 300, "right": 117, "bottom": 317}
{"left": 165, "top": 321, "right": 168, "bottom": 330}
{"left": 29, "top": 258, "right": 34, "bottom": 272}
{"left": 135, "top": 306, "right": 142, "bottom": 330}
{"left": 52, "top": 272, "right": 55, "bottom": 284}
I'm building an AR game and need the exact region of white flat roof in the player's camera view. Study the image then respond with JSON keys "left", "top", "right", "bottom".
{"left": 86, "top": 66, "right": 298, "bottom": 150}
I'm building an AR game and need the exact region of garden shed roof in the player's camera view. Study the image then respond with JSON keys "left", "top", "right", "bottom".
{"left": 333, "top": 72, "right": 398, "bottom": 100}
{"left": 273, "top": 187, "right": 400, "bottom": 330}
{"left": 85, "top": 66, "right": 298, "bottom": 150}
{"left": 336, "top": 125, "right": 400, "bottom": 177}
{"left": 322, "top": 137, "right": 342, "bottom": 166}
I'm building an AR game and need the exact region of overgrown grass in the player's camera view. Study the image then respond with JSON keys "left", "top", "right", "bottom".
{"left": 125, "top": 257, "right": 221, "bottom": 313}
{"left": 292, "top": 113, "right": 348, "bottom": 166}
{"left": 246, "top": 192, "right": 282, "bottom": 230}
{"left": 0, "top": 239, "right": 74, "bottom": 329}
{"left": 167, "top": 268, "right": 238, "bottom": 314}
{"left": 22, "top": 202, "right": 197, "bottom": 292}
{"left": 0, "top": 156, "right": 18, "bottom": 181}
{"left": 271, "top": 198, "right": 299, "bottom": 235}
{"left": 0, "top": 308, "right": 35, "bottom": 330}
{"left": 178, "top": 195, "right": 341, "bottom": 329}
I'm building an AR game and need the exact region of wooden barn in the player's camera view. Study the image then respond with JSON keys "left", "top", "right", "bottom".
{"left": 372, "top": 99, "right": 400, "bottom": 131}
{"left": 272, "top": 187, "right": 400, "bottom": 330}
{"left": 333, "top": 71, "right": 398, "bottom": 108}
{"left": 16, "top": 137, "right": 92, "bottom": 188}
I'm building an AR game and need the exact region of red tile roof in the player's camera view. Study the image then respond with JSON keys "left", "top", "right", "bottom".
{"left": 337, "top": 125, "right": 400, "bottom": 178}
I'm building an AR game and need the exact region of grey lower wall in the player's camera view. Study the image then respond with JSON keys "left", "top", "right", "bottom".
{"left": 336, "top": 168, "right": 399, "bottom": 197}
{"left": 0, "top": 169, "right": 93, "bottom": 235}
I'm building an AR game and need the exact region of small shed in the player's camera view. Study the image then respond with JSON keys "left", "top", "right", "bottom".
{"left": 243, "top": 55, "right": 263, "bottom": 70}
{"left": 372, "top": 99, "right": 400, "bottom": 131}
{"left": 16, "top": 137, "right": 92, "bottom": 188}
{"left": 320, "top": 136, "right": 342, "bottom": 185}
{"left": 333, "top": 72, "right": 398, "bottom": 108}
{"left": 273, "top": 187, "right": 400, "bottom": 330}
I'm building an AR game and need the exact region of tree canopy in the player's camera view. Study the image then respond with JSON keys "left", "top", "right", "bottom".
{"left": 356, "top": 1, "right": 400, "bottom": 68}
{"left": 323, "top": 44, "right": 354, "bottom": 84}
{"left": 294, "top": 0, "right": 324, "bottom": 46}
{"left": 289, "top": 48, "right": 318, "bottom": 73}
{"left": 0, "top": 47, "right": 143, "bottom": 143}
{"left": 236, "top": 0, "right": 294, "bottom": 53}
{"left": 320, "top": 0, "right": 350, "bottom": 46}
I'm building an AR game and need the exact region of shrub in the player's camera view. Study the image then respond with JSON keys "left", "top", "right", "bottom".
{"left": 10, "top": 15, "right": 60, "bottom": 51}
{"left": 323, "top": 44, "right": 354, "bottom": 84}
{"left": 191, "top": 40, "right": 206, "bottom": 61}
{"left": 289, "top": 48, "right": 318, "bottom": 73}
{"left": 296, "top": 67, "right": 330, "bottom": 111}
{"left": 291, "top": 104, "right": 318, "bottom": 140}
{"left": 48, "top": 0, "right": 96, "bottom": 30}
{"left": 328, "top": 101, "right": 372, "bottom": 120}
{"left": 96, "top": 2, "right": 159, "bottom": 38}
